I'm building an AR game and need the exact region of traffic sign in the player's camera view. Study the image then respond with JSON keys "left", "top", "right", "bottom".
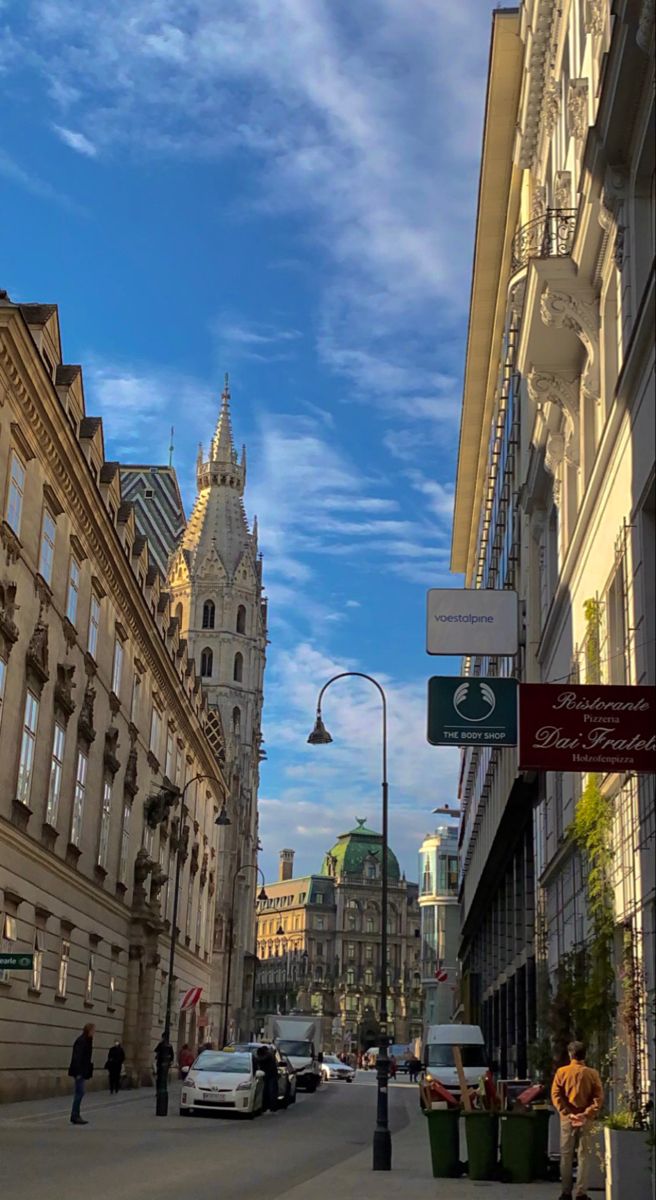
{"left": 427, "top": 676, "right": 518, "bottom": 747}
{"left": 0, "top": 953, "right": 34, "bottom": 970}
{"left": 434, "top": 968, "right": 448, "bottom": 983}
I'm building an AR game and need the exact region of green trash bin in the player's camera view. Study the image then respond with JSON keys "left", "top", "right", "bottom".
{"left": 500, "top": 1111, "right": 536, "bottom": 1183}
{"left": 424, "top": 1107, "right": 461, "bottom": 1178}
{"left": 531, "top": 1107, "right": 552, "bottom": 1179}
{"left": 464, "top": 1111, "right": 499, "bottom": 1180}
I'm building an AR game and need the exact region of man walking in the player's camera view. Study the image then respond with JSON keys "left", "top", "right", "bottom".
{"left": 105, "top": 1039, "right": 125, "bottom": 1094}
{"left": 68, "top": 1023, "right": 95, "bottom": 1125}
{"left": 551, "top": 1041, "right": 604, "bottom": 1200}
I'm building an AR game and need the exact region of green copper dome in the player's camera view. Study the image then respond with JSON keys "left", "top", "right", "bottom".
{"left": 320, "top": 818, "right": 401, "bottom": 881}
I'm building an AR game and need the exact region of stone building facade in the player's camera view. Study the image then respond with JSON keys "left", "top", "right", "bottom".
{"left": 452, "top": 0, "right": 655, "bottom": 1099}
{"left": 418, "top": 825, "right": 459, "bottom": 1028}
{"left": 168, "top": 378, "right": 267, "bottom": 1042}
{"left": 0, "top": 294, "right": 228, "bottom": 1101}
{"left": 254, "top": 824, "right": 423, "bottom": 1051}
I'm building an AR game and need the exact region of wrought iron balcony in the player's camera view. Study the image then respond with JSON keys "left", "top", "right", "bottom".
{"left": 511, "top": 208, "right": 577, "bottom": 276}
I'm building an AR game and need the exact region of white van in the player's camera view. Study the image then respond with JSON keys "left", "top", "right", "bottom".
{"left": 423, "top": 1024, "right": 490, "bottom": 1095}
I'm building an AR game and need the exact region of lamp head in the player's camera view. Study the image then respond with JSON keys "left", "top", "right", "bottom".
{"left": 215, "top": 802, "right": 231, "bottom": 827}
{"left": 257, "top": 886, "right": 268, "bottom": 902}
{"left": 276, "top": 925, "right": 285, "bottom": 937}
{"left": 307, "top": 713, "right": 333, "bottom": 745}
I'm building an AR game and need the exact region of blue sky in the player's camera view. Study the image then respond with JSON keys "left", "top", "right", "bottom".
{"left": 1, "top": 0, "right": 496, "bottom": 884}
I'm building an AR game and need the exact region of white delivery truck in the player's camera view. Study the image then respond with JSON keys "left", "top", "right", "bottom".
{"left": 422, "top": 1023, "right": 490, "bottom": 1096}
{"left": 265, "top": 1015, "right": 323, "bottom": 1092}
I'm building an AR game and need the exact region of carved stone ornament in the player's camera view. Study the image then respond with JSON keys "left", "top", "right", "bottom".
{"left": 0, "top": 520, "right": 22, "bottom": 566}
{"left": 26, "top": 605, "right": 49, "bottom": 687}
{"left": 208, "top": 870, "right": 216, "bottom": 898}
{"left": 200, "top": 851, "right": 209, "bottom": 888}
{"left": 545, "top": 431, "right": 566, "bottom": 505}
{"left": 104, "top": 726, "right": 121, "bottom": 776}
{"left": 0, "top": 581, "right": 19, "bottom": 650}
{"left": 567, "top": 79, "right": 589, "bottom": 142}
{"left": 190, "top": 842, "right": 200, "bottom": 876}
{"left": 531, "top": 182, "right": 547, "bottom": 221}
{"left": 554, "top": 170, "right": 572, "bottom": 210}
{"left": 78, "top": 680, "right": 97, "bottom": 745}
{"left": 584, "top": 0, "right": 606, "bottom": 36}
{"left": 543, "top": 77, "right": 561, "bottom": 137}
{"left": 124, "top": 746, "right": 139, "bottom": 798}
{"left": 54, "top": 663, "right": 76, "bottom": 721}
{"left": 133, "top": 847, "right": 154, "bottom": 889}
{"left": 62, "top": 617, "right": 77, "bottom": 653}
{"left": 540, "top": 286, "right": 600, "bottom": 404}
{"left": 149, "top": 864, "right": 168, "bottom": 907}
{"left": 527, "top": 370, "right": 580, "bottom": 465}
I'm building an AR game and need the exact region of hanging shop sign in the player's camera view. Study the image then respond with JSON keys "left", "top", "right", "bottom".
{"left": 518, "top": 684, "right": 656, "bottom": 773}
{"left": 426, "top": 589, "right": 518, "bottom": 656}
{"left": 427, "top": 676, "right": 518, "bottom": 746}
{"left": 179, "top": 986, "right": 203, "bottom": 1011}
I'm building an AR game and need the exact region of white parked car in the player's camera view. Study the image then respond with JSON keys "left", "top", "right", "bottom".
{"left": 180, "top": 1050, "right": 265, "bottom": 1117}
{"left": 321, "top": 1054, "right": 355, "bottom": 1082}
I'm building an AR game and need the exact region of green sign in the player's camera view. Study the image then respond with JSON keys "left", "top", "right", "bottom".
{"left": 427, "top": 676, "right": 518, "bottom": 747}
{"left": 0, "top": 953, "right": 34, "bottom": 970}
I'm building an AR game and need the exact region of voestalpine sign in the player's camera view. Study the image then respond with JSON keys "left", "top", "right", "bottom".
{"left": 427, "top": 676, "right": 518, "bottom": 746}
{"left": 426, "top": 589, "right": 518, "bottom": 656}
{"left": 518, "top": 684, "right": 656, "bottom": 773}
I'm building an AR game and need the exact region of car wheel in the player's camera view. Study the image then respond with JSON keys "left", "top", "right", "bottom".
{"left": 306, "top": 1078, "right": 317, "bottom": 1093}
{"left": 346, "top": 1077, "right": 353, "bottom": 1083}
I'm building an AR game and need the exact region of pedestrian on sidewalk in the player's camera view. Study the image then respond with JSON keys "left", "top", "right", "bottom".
{"left": 68, "top": 1023, "right": 95, "bottom": 1125}
{"left": 254, "top": 1044, "right": 279, "bottom": 1112}
{"left": 551, "top": 1040, "right": 604, "bottom": 1200}
{"left": 104, "top": 1040, "right": 125, "bottom": 1094}
{"left": 178, "top": 1043, "right": 195, "bottom": 1078}
{"left": 389, "top": 1055, "right": 397, "bottom": 1080}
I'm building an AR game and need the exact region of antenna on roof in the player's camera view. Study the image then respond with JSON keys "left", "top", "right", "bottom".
{"left": 168, "top": 426, "right": 174, "bottom": 467}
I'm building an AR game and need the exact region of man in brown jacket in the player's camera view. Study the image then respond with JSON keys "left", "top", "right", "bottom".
{"left": 551, "top": 1041, "right": 604, "bottom": 1200}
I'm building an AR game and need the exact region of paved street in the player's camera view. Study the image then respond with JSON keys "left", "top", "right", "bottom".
{"left": 0, "top": 1073, "right": 556, "bottom": 1200}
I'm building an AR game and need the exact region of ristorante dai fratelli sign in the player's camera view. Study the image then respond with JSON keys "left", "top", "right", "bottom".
{"left": 518, "top": 684, "right": 656, "bottom": 773}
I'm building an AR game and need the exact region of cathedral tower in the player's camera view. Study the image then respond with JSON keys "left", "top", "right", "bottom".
{"left": 168, "top": 376, "right": 267, "bottom": 1039}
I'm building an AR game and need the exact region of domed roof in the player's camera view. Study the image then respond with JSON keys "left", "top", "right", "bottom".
{"left": 320, "top": 818, "right": 401, "bottom": 882}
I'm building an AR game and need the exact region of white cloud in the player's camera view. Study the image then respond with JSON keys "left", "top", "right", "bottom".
{"left": 0, "top": 147, "right": 85, "bottom": 214}
{"left": 345, "top": 599, "right": 361, "bottom": 608}
{"left": 52, "top": 124, "right": 97, "bottom": 157}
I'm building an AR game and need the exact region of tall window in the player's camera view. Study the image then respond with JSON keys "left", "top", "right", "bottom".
{"left": 0, "top": 658, "right": 6, "bottom": 731}
{"left": 608, "top": 562, "right": 628, "bottom": 684}
{"left": 46, "top": 722, "right": 66, "bottom": 826}
{"left": 57, "top": 938, "right": 71, "bottom": 997}
{"left": 185, "top": 877, "right": 194, "bottom": 937}
{"left": 17, "top": 691, "right": 39, "bottom": 805}
{"left": 119, "top": 802, "right": 131, "bottom": 884}
{"left": 38, "top": 509, "right": 57, "bottom": 584}
{"left": 165, "top": 728, "right": 175, "bottom": 780}
{"left": 175, "top": 602, "right": 183, "bottom": 625}
{"left": 236, "top": 605, "right": 246, "bottom": 634}
{"left": 87, "top": 594, "right": 101, "bottom": 658}
{"left": 346, "top": 968, "right": 355, "bottom": 986}
{"left": 233, "top": 652, "right": 243, "bottom": 682}
{"left": 365, "top": 968, "right": 374, "bottom": 987}
{"left": 200, "top": 647, "right": 213, "bottom": 677}
{"left": 111, "top": 638, "right": 124, "bottom": 696}
{"left": 131, "top": 673, "right": 142, "bottom": 723}
{"left": 98, "top": 780, "right": 113, "bottom": 868}
{"left": 202, "top": 599, "right": 215, "bottom": 629}
{"left": 32, "top": 932, "right": 43, "bottom": 991}
{"left": 85, "top": 954, "right": 95, "bottom": 1003}
{"left": 149, "top": 706, "right": 162, "bottom": 757}
{"left": 422, "top": 854, "right": 433, "bottom": 894}
{"left": 5, "top": 451, "right": 25, "bottom": 535}
{"left": 0, "top": 914, "right": 16, "bottom": 984}
{"left": 71, "top": 749, "right": 88, "bottom": 846}
{"left": 66, "top": 557, "right": 81, "bottom": 625}
{"left": 232, "top": 707, "right": 241, "bottom": 735}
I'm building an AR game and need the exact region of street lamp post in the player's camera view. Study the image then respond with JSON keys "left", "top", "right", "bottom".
{"left": 151, "top": 774, "right": 230, "bottom": 1116}
{"left": 307, "top": 672, "right": 392, "bottom": 1172}
{"left": 221, "top": 863, "right": 267, "bottom": 1048}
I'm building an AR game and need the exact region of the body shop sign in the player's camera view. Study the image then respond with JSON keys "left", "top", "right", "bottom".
{"left": 519, "top": 684, "right": 656, "bottom": 772}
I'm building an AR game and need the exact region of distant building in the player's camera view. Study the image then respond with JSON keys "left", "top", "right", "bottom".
{"left": 418, "top": 826, "right": 459, "bottom": 1027}
{"left": 119, "top": 465, "right": 186, "bottom": 577}
{"left": 254, "top": 822, "right": 423, "bottom": 1051}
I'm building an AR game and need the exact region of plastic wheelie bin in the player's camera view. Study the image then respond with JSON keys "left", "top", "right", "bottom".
{"left": 500, "top": 1110, "right": 536, "bottom": 1183}
{"left": 424, "top": 1107, "right": 461, "bottom": 1178}
{"left": 531, "top": 1107, "right": 553, "bottom": 1179}
{"left": 464, "top": 1111, "right": 499, "bottom": 1180}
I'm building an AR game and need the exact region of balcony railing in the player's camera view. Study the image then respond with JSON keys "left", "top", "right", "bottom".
{"left": 511, "top": 208, "right": 577, "bottom": 276}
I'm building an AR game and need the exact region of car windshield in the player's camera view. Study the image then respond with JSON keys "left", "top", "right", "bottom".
{"left": 426, "top": 1045, "right": 488, "bottom": 1068}
{"left": 193, "top": 1052, "right": 252, "bottom": 1074}
{"left": 325, "top": 1056, "right": 342, "bottom": 1064}
{"left": 277, "top": 1040, "right": 313, "bottom": 1057}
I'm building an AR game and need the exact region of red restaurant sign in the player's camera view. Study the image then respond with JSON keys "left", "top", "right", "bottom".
{"left": 519, "top": 684, "right": 656, "bottom": 773}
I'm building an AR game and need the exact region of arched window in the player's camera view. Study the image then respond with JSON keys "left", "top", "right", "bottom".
{"left": 232, "top": 707, "right": 241, "bottom": 735}
{"left": 236, "top": 605, "right": 246, "bottom": 634}
{"left": 233, "top": 652, "right": 243, "bottom": 682}
{"left": 346, "top": 968, "right": 355, "bottom": 986}
{"left": 202, "top": 599, "right": 215, "bottom": 629}
{"left": 365, "top": 968, "right": 374, "bottom": 987}
{"left": 200, "top": 647, "right": 213, "bottom": 677}
{"left": 175, "top": 602, "right": 183, "bottom": 625}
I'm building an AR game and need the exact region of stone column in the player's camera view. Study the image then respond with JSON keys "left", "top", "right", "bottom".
{"left": 123, "top": 944, "right": 144, "bottom": 1087}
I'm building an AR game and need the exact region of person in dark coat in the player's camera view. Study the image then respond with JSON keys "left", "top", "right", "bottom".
{"left": 154, "top": 1033, "right": 174, "bottom": 1077}
{"left": 105, "top": 1040, "right": 125, "bottom": 1094}
{"left": 254, "top": 1044, "right": 279, "bottom": 1112}
{"left": 68, "top": 1023, "right": 95, "bottom": 1125}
